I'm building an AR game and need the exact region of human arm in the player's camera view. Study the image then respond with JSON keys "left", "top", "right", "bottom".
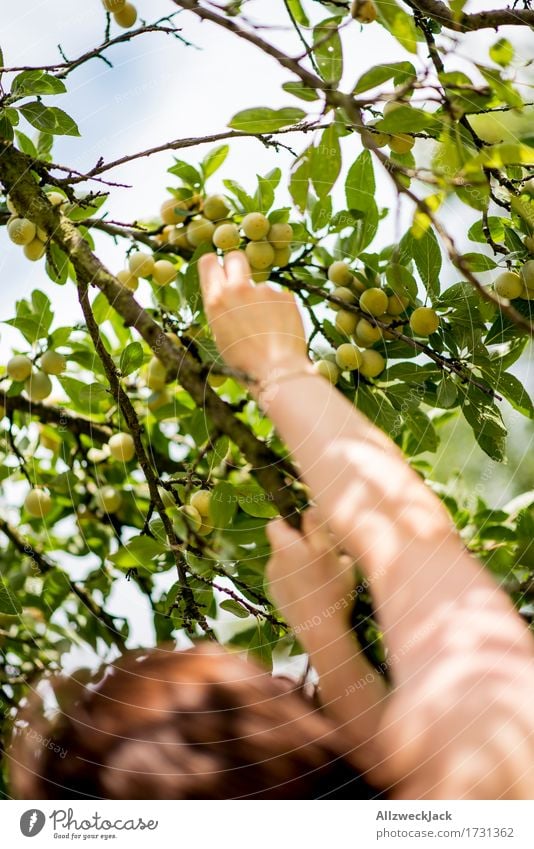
{"left": 200, "top": 251, "right": 534, "bottom": 797}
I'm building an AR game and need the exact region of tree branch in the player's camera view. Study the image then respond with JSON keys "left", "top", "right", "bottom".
{"left": 409, "top": 0, "right": 534, "bottom": 31}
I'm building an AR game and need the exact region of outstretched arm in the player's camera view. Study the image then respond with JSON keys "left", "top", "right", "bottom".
{"left": 200, "top": 251, "right": 534, "bottom": 798}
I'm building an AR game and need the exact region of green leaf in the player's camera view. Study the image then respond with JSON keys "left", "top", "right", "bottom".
{"left": 286, "top": 0, "right": 309, "bottom": 26}
{"left": 201, "top": 144, "right": 229, "bottom": 179}
{"left": 461, "top": 391, "right": 507, "bottom": 462}
{"left": 0, "top": 580, "right": 22, "bottom": 615}
{"left": 289, "top": 147, "right": 311, "bottom": 213}
{"left": 353, "top": 62, "right": 416, "bottom": 95}
{"left": 282, "top": 81, "right": 318, "bottom": 102}
{"left": 109, "top": 535, "right": 166, "bottom": 572}
{"left": 120, "top": 342, "right": 144, "bottom": 376}
{"left": 482, "top": 369, "right": 534, "bottom": 419}
{"left": 20, "top": 101, "right": 80, "bottom": 136}
{"left": 468, "top": 217, "right": 505, "bottom": 244}
{"left": 182, "top": 243, "right": 212, "bottom": 312}
{"left": 311, "top": 124, "right": 341, "bottom": 199}
{"left": 489, "top": 38, "right": 514, "bottom": 68}
{"left": 220, "top": 599, "right": 250, "bottom": 619}
{"left": 385, "top": 263, "right": 418, "bottom": 300}
{"left": 235, "top": 484, "right": 278, "bottom": 518}
{"left": 0, "top": 110, "right": 14, "bottom": 141}
{"left": 46, "top": 242, "right": 70, "bottom": 285}
{"left": 228, "top": 106, "right": 305, "bottom": 133}
{"left": 15, "top": 130, "right": 37, "bottom": 157}
{"left": 11, "top": 70, "right": 66, "bottom": 97}
{"left": 373, "top": 0, "right": 420, "bottom": 54}
{"left": 477, "top": 65, "right": 523, "bottom": 109}
{"left": 168, "top": 158, "right": 202, "bottom": 189}
{"left": 313, "top": 17, "right": 343, "bottom": 83}
{"left": 210, "top": 481, "right": 238, "bottom": 528}
{"left": 462, "top": 252, "right": 497, "bottom": 272}
{"left": 345, "top": 150, "right": 375, "bottom": 212}
{"left": 377, "top": 106, "right": 441, "bottom": 135}
{"left": 407, "top": 228, "right": 442, "bottom": 298}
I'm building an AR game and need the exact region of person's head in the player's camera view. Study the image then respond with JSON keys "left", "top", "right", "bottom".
{"left": 8, "top": 643, "right": 377, "bottom": 799}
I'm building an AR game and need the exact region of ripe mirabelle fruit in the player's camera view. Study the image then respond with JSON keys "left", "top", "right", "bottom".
{"left": 330, "top": 286, "right": 356, "bottom": 311}
{"left": 203, "top": 195, "right": 230, "bottom": 222}
{"left": 103, "top": 0, "right": 126, "bottom": 10}
{"left": 109, "top": 432, "right": 136, "bottom": 462}
{"left": 146, "top": 357, "right": 167, "bottom": 391}
{"left": 7, "top": 355, "right": 32, "bottom": 382}
{"left": 46, "top": 191, "right": 66, "bottom": 207}
{"left": 213, "top": 223, "right": 240, "bottom": 251}
{"left": 336, "top": 343, "right": 363, "bottom": 371}
{"left": 24, "top": 488, "right": 52, "bottom": 519}
{"left": 128, "top": 251, "right": 155, "bottom": 278}
{"left": 328, "top": 261, "right": 353, "bottom": 286}
{"left": 177, "top": 504, "right": 202, "bottom": 533}
{"left": 187, "top": 217, "right": 216, "bottom": 247}
{"left": 313, "top": 360, "right": 339, "bottom": 384}
{"left": 207, "top": 373, "right": 227, "bottom": 388}
{"left": 250, "top": 268, "right": 271, "bottom": 283}
{"left": 520, "top": 261, "right": 534, "bottom": 291}
{"left": 272, "top": 246, "right": 291, "bottom": 267}
{"left": 23, "top": 238, "right": 46, "bottom": 261}
{"left": 41, "top": 350, "right": 67, "bottom": 376}
{"left": 524, "top": 236, "right": 534, "bottom": 255}
{"left": 147, "top": 390, "right": 171, "bottom": 413}
{"left": 116, "top": 268, "right": 139, "bottom": 291}
{"left": 359, "top": 287, "right": 388, "bottom": 317}
{"left": 161, "top": 197, "right": 184, "bottom": 226}
{"left": 8, "top": 218, "right": 36, "bottom": 246}
{"left": 168, "top": 227, "right": 191, "bottom": 250}
{"left": 355, "top": 317, "right": 382, "bottom": 345}
{"left": 351, "top": 0, "right": 377, "bottom": 23}
{"left": 25, "top": 372, "right": 52, "bottom": 401}
{"left": 335, "top": 309, "right": 358, "bottom": 336}
{"left": 190, "top": 489, "right": 211, "bottom": 517}
{"left": 113, "top": 2, "right": 137, "bottom": 27}
{"left": 363, "top": 120, "right": 389, "bottom": 148}
{"left": 6, "top": 195, "right": 18, "bottom": 215}
{"left": 410, "top": 306, "right": 440, "bottom": 336}
{"left": 359, "top": 349, "right": 385, "bottom": 378}
{"left": 245, "top": 240, "right": 275, "bottom": 270}
{"left": 268, "top": 222, "right": 293, "bottom": 250}
{"left": 95, "top": 486, "right": 123, "bottom": 513}
{"left": 389, "top": 134, "right": 415, "bottom": 155}
{"left": 494, "top": 270, "right": 523, "bottom": 299}
{"left": 242, "top": 212, "right": 270, "bottom": 241}
{"left": 152, "top": 260, "right": 176, "bottom": 287}
{"left": 387, "top": 293, "right": 409, "bottom": 315}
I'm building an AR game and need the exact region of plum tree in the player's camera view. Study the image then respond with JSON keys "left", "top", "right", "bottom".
{"left": 40, "top": 350, "right": 66, "bottom": 375}
{"left": 313, "top": 359, "right": 340, "bottom": 384}
{"left": 336, "top": 343, "right": 363, "bottom": 371}
{"left": 360, "top": 287, "right": 389, "bottom": 316}
{"left": 152, "top": 259, "right": 177, "bottom": 287}
{"left": 24, "top": 488, "right": 52, "bottom": 519}
{"left": 410, "top": 307, "right": 440, "bottom": 336}
{"left": 213, "top": 223, "right": 240, "bottom": 251}
{"left": 359, "top": 349, "right": 385, "bottom": 378}
{"left": 108, "top": 432, "right": 136, "bottom": 462}
{"left": 0, "top": 0, "right": 533, "bottom": 775}
{"left": 351, "top": 0, "right": 377, "bottom": 23}
{"left": 112, "top": 2, "right": 137, "bottom": 28}
{"left": 187, "top": 217, "right": 216, "bottom": 246}
{"left": 494, "top": 271, "right": 523, "bottom": 299}
{"left": 245, "top": 240, "right": 275, "bottom": 269}
{"left": 242, "top": 212, "right": 270, "bottom": 241}
{"left": 25, "top": 372, "right": 53, "bottom": 401}
{"left": 7, "top": 355, "right": 32, "bottom": 382}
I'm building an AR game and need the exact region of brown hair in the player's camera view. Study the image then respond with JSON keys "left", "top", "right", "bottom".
{"left": 8, "top": 643, "right": 378, "bottom": 800}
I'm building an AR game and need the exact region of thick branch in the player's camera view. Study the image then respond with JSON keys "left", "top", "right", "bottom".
{"left": 409, "top": 0, "right": 534, "bottom": 31}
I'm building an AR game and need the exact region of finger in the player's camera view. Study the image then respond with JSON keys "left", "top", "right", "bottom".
{"left": 302, "top": 508, "right": 333, "bottom": 556}
{"left": 223, "top": 250, "right": 253, "bottom": 291}
{"left": 199, "top": 253, "right": 226, "bottom": 309}
{"left": 266, "top": 517, "right": 303, "bottom": 555}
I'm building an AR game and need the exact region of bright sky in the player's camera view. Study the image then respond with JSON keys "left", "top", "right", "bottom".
{"left": 0, "top": 1, "right": 532, "bottom": 664}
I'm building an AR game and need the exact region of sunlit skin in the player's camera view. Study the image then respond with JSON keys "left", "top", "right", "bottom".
{"left": 199, "top": 249, "right": 534, "bottom": 799}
